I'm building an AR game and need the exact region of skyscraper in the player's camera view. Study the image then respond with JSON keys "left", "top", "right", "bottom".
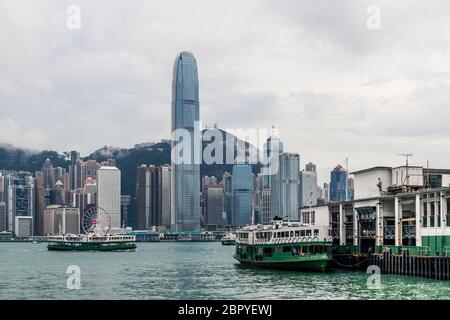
{"left": 0, "top": 175, "right": 5, "bottom": 231}
{"left": 97, "top": 166, "right": 121, "bottom": 228}
{"left": 330, "top": 164, "right": 347, "bottom": 202}
{"left": 222, "top": 172, "right": 233, "bottom": 225}
{"left": 271, "top": 153, "right": 300, "bottom": 220}
{"left": 231, "top": 164, "right": 253, "bottom": 226}
{"left": 34, "top": 171, "right": 45, "bottom": 236}
{"left": 300, "top": 162, "right": 318, "bottom": 208}
{"left": 135, "top": 165, "right": 171, "bottom": 230}
{"left": 203, "top": 185, "right": 224, "bottom": 226}
{"left": 171, "top": 52, "right": 201, "bottom": 232}
{"left": 7, "top": 172, "right": 34, "bottom": 236}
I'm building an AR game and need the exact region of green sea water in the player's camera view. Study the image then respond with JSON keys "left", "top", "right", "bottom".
{"left": 1, "top": 242, "right": 449, "bottom": 300}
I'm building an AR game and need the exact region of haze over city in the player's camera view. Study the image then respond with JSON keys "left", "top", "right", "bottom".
{"left": 2, "top": 0, "right": 450, "bottom": 185}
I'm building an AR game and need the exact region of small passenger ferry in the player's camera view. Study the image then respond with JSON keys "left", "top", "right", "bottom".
{"left": 234, "top": 218, "right": 332, "bottom": 271}
{"left": 221, "top": 233, "right": 237, "bottom": 246}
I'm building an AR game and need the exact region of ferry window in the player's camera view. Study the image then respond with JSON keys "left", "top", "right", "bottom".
{"left": 314, "top": 229, "right": 319, "bottom": 236}
{"left": 283, "top": 246, "right": 292, "bottom": 253}
{"left": 290, "top": 231, "right": 294, "bottom": 237}
{"left": 306, "top": 230, "right": 312, "bottom": 236}
{"left": 275, "top": 246, "right": 283, "bottom": 253}
{"left": 311, "top": 212, "right": 315, "bottom": 225}
{"left": 264, "top": 248, "right": 273, "bottom": 257}
{"left": 300, "top": 230, "right": 305, "bottom": 237}
{"left": 295, "top": 230, "right": 300, "bottom": 237}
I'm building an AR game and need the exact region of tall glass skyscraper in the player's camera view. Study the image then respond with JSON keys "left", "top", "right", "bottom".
{"left": 171, "top": 52, "right": 201, "bottom": 232}
{"left": 330, "top": 164, "right": 347, "bottom": 202}
{"left": 231, "top": 164, "right": 253, "bottom": 226}
{"left": 271, "top": 153, "right": 300, "bottom": 220}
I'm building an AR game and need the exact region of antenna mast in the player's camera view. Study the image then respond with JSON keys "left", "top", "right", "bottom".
{"left": 398, "top": 153, "right": 413, "bottom": 185}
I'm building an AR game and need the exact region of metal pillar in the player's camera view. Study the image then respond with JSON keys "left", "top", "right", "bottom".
{"left": 339, "top": 204, "right": 345, "bottom": 245}
{"left": 415, "top": 193, "right": 422, "bottom": 247}
{"left": 376, "top": 202, "right": 383, "bottom": 246}
{"left": 353, "top": 208, "right": 358, "bottom": 246}
{"left": 395, "top": 197, "right": 402, "bottom": 247}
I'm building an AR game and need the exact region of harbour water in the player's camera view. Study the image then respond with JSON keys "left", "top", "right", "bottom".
{"left": 1, "top": 242, "right": 449, "bottom": 300}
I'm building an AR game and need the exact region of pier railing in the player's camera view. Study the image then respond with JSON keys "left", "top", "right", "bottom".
{"left": 374, "top": 245, "right": 431, "bottom": 256}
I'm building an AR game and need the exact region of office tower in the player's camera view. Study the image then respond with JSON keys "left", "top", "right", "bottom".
{"left": 231, "top": 164, "right": 253, "bottom": 226}
{"left": 330, "top": 164, "right": 347, "bottom": 202}
{"left": 300, "top": 162, "right": 318, "bottom": 208}
{"left": 261, "top": 188, "right": 272, "bottom": 224}
{"left": 202, "top": 176, "right": 218, "bottom": 191}
{"left": 264, "top": 131, "right": 284, "bottom": 221}
{"left": 263, "top": 128, "right": 284, "bottom": 182}
{"left": 120, "top": 195, "right": 131, "bottom": 228}
{"left": 7, "top": 172, "right": 34, "bottom": 235}
{"left": 51, "top": 180, "right": 65, "bottom": 205}
{"left": 80, "top": 160, "right": 100, "bottom": 187}
{"left": 73, "top": 190, "right": 95, "bottom": 230}
{"left": 347, "top": 177, "right": 355, "bottom": 201}
{"left": 97, "top": 166, "right": 121, "bottom": 228}
{"left": 15, "top": 216, "right": 33, "bottom": 237}
{"left": 44, "top": 205, "right": 80, "bottom": 235}
{"left": 34, "top": 171, "right": 45, "bottom": 236}
{"left": 42, "top": 158, "right": 53, "bottom": 189}
{"left": 69, "top": 151, "right": 81, "bottom": 191}
{"left": 171, "top": 51, "right": 201, "bottom": 232}
{"left": 323, "top": 183, "right": 330, "bottom": 202}
{"left": 222, "top": 172, "right": 233, "bottom": 225}
{"left": 271, "top": 153, "right": 300, "bottom": 220}
{"left": 203, "top": 185, "right": 224, "bottom": 226}
{"left": 0, "top": 202, "right": 5, "bottom": 232}
{"left": 0, "top": 175, "right": 4, "bottom": 202}
{"left": 52, "top": 167, "right": 65, "bottom": 187}
{"left": 135, "top": 165, "right": 171, "bottom": 230}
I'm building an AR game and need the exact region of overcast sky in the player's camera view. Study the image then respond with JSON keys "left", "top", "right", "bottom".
{"left": 1, "top": 0, "right": 450, "bottom": 184}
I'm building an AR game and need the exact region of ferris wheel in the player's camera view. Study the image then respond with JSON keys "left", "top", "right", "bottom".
{"left": 82, "top": 207, "right": 111, "bottom": 235}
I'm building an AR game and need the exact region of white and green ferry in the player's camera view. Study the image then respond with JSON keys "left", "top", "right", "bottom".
{"left": 234, "top": 218, "right": 332, "bottom": 271}
{"left": 47, "top": 233, "right": 137, "bottom": 251}
{"left": 47, "top": 206, "right": 136, "bottom": 251}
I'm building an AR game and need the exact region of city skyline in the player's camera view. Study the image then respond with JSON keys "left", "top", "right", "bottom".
{"left": 2, "top": 1, "right": 450, "bottom": 187}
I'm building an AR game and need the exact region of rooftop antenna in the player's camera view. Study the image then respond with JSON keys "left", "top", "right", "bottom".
{"left": 345, "top": 158, "right": 349, "bottom": 201}
{"left": 398, "top": 153, "right": 413, "bottom": 185}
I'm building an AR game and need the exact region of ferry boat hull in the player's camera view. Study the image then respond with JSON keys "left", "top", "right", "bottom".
{"left": 234, "top": 253, "right": 330, "bottom": 272}
{"left": 221, "top": 239, "right": 236, "bottom": 246}
{"left": 48, "top": 241, "right": 137, "bottom": 251}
